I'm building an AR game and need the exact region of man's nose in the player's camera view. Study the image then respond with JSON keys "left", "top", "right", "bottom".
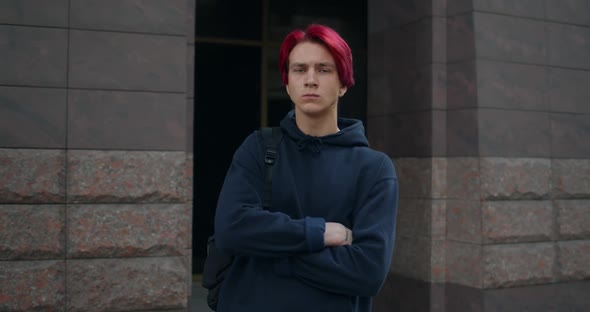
{"left": 304, "top": 71, "right": 318, "bottom": 87}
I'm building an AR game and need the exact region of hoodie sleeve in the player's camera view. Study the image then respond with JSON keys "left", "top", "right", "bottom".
{"left": 274, "top": 156, "right": 398, "bottom": 296}
{"left": 214, "top": 132, "right": 326, "bottom": 257}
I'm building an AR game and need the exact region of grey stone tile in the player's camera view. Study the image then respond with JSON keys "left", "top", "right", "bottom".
{"left": 187, "top": 44, "right": 194, "bottom": 98}
{"left": 478, "top": 109, "right": 551, "bottom": 157}
{"left": 187, "top": 0, "right": 195, "bottom": 43}
{"left": 447, "top": 61, "right": 477, "bottom": 109}
{"left": 432, "top": 110, "right": 447, "bottom": 156}
{"left": 448, "top": 0, "right": 474, "bottom": 15}
{"left": 548, "top": 67, "right": 590, "bottom": 114}
{"left": 386, "top": 64, "right": 437, "bottom": 113}
{"left": 387, "top": 111, "right": 436, "bottom": 157}
{"left": 0, "top": 0, "right": 68, "bottom": 27}
{"left": 551, "top": 113, "right": 590, "bottom": 158}
{"left": 547, "top": 23, "right": 590, "bottom": 70}
{"left": 0, "top": 86, "right": 66, "bottom": 148}
{"left": 475, "top": 12, "right": 546, "bottom": 64}
{"left": 546, "top": 0, "right": 590, "bottom": 26}
{"left": 386, "top": 0, "right": 431, "bottom": 25}
{"left": 447, "top": 108, "right": 479, "bottom": 156}
{"left": 447, "top": 13, "right": 476, "bottom": 62}
{"left": 474, "top": 0, "right": 546, "bottom": 19}
{"left": 68, "top": 30, "right": 185, "bottom": 92}
{"left": 186, "top": 99, "right": 194, "bottom": 153}
{"left": 477, "top": 60, "right": 548, "bottom": 111}
{"left": 70, "top": 0, "right": 185, "bottom": 35}
{"left": 0, "top": 25, "right": 67, "bottom": 87}
{"left": 68, "top": 89, "right": 186, "bottom": 151}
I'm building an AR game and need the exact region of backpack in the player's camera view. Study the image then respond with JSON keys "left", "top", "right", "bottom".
{"left": 201, "top": 127, "right": 283, "bottom": 311}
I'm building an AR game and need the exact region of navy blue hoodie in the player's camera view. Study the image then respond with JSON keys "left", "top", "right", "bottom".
{"left": 214, "top": 110, "right": 398, "bottom": 312}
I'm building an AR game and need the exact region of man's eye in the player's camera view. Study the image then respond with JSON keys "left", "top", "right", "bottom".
{"left": 293, "top": 68, "right": 304, "bottom": 73}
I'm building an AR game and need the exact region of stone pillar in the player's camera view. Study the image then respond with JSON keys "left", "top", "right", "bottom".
{"left": 369, "top": 0, "right": 589, "bottom": 311}
{"left": 0, "top": 1, "right": 194, "bottom": 311}
{"left": 368, "top": 0, "right": 447, "bottom": 311}
{"left": 445, "top": 1, "right": 590, "bottom": 309}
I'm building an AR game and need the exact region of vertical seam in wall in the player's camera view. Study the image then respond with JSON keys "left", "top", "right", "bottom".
{"left": 544, "top": 5, "right": 561, "bottom": 284}
{"left": 64, "top": 1, "right": 71, "bottom": 311}
{"left": 477, "top": 155, "right": 484, "bottom": 288}
{"left": 552, "top": 164, "right": 561, "bottom": 283}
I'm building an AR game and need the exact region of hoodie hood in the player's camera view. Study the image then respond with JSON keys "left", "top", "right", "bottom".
{"left": 279, "top": 110, "right": 368, "bottom": 153}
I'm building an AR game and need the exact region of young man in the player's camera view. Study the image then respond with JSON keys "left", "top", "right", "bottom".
{"left": 214, "top": 24, "right": 398, "bottom": 312}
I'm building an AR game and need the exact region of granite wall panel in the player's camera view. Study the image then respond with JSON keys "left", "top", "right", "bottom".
{"left": 479, "top": 158, "right": 551, "bottom": 199}
{"left": 67, "top": 257, "right": 187, "bottom": 311}
{"left": 483, "top": 243, "right": 555, "bottom": 288}
{"left": 67, "top": 203, "right": 190, "bottom": 258}
{"left": 557, "top": 240, "right": 590, "bottom": 281}
{"left": 0, "top": 205, "right": 65, "bottom": 260}
{"left": 67, "top": 150, "right": 188, "bottom": 203}
{"left": 0, "top": 260, "right": 65, "bottom": 311}
{"left": 0, "top": 149, "right": 65, "bottom": 203}
{"left": 556, "top": 200, "right": 590, "bottom": 240}
{"left": 482, "top": 201, "right": 554, "bottom": 243}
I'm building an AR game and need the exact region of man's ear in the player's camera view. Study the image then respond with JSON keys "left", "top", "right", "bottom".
{"left": 339, "top": 86, "right": 348, "bottom": 97}
{"left": 285, "top": 85, "right": 290, "bottom": 96}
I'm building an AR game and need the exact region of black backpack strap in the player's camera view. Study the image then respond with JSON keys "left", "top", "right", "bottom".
{"left": 261, "top": 127, "right": 282, "bottom": 208}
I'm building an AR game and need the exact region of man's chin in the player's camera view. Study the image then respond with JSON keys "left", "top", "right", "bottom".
{"left": 296, "top": 103, "right": 334, "bottom": 117}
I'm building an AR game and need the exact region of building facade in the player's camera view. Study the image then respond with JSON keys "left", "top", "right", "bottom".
{"left": 0, "top": 0, "right": 589, "bottom": 311}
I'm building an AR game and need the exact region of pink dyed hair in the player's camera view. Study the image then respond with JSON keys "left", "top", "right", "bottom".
{"left": 278, "top": 24, "right": 355, "bottom": 88}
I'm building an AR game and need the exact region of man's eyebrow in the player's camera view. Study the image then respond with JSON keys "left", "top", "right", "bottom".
{"left": 290, "top": 62, "right": 336, "bottom": 67}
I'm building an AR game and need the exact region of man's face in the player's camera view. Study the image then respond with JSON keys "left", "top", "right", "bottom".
{"left": 285, "top": 41, "right": 347, "bottom": 117}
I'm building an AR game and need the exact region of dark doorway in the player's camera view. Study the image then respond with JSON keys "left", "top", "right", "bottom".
{"left": 193, "top": 44, "right": 261, "bottom": 273}
{"left": 192, "top": 0, "right": 367, "bottom": 274}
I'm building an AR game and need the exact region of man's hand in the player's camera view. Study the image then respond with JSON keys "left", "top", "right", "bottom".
{"left": 324, "top": 222, "right": 353, "bottom": 246}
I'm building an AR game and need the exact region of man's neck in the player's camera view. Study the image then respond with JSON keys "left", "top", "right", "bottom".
{"left": 294, "top": 108, "right": 339, "bottom": 137}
